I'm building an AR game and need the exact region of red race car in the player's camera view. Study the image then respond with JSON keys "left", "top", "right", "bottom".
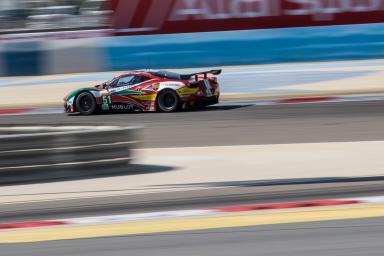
{"left": 64, "top": 69, "right": 221, "bottom": 115}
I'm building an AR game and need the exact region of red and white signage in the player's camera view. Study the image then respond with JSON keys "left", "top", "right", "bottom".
{"left": 109, "top": 0, "right": 384, "bottom": 35}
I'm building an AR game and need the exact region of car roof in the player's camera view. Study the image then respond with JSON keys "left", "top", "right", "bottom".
{"left": 118, "top": 70, "right": 186, "bottom": 80}
{"left": 148, "top": 70, "right": 182, "bottom": 80}
{"left": 135, "top": 69, "right": 183, "bottom": 80}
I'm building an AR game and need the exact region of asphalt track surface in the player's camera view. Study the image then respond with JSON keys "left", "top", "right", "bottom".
{"left": 1, "top": 99, "right": 384, "bottom": 221}
{"left": 1, "top": 100, "right": 384, "bottom": 254}
{"left": 1, "top": 100, "right": 384, "bottom": 148}
{"left": 2, "top": 217, "right": 384, "bottom": 256}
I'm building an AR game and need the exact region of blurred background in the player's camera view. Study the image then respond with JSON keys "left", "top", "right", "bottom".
{"left": 2, "top": 1, "right": 384, "bottom": 256}
{"left": 0, "top": 0, "right": 110, "bottom": 31}
{"left": 1, "top": 0, "right": 384, "bottom": 76}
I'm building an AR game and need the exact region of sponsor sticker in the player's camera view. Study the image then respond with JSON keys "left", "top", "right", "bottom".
{"left": 101, "top": 104, "right": 110, "bottom": 110}
{"left": 66, "top": 96, "right": 75, "bottom": 105}
{"left": 159, "top": 82, "right": 184, "bottom": 90}
{"left": 111, "top": 104, "right": 134, "bottom": 110}
{"left": 203, "top": 79, "right": 213, "bottom": 97}
{"left": 102, "top": 95, "right": 112, "bottom": 104}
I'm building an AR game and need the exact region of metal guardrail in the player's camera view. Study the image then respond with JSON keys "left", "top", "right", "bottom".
{"left": 0, "top": 126, "right": 139, "bottom": 176}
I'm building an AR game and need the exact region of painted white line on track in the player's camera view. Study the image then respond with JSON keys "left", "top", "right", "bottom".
{"left": 351, "top": 196, "right": 384, "bottom": 204}
{"left": 64, "top": 210, "right": 216, "bottom": 225}
{"left": 2, "top": 196, "right": 384, "bottom": 230}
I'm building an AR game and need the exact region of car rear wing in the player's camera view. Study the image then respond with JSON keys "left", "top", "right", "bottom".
{"left": 180, "top": 69, "right": 222, "bottom": 80}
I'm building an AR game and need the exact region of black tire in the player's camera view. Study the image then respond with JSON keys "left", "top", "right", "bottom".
{"left": 76, "top": 92, "right": 97, "bottom": 115}
{"left": 156, "top": 89, "right": 180, "bottom": 112}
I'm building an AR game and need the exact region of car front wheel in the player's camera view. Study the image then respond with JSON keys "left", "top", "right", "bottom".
{"left": 76, "top": 92, "right": 97, "bottom": 115}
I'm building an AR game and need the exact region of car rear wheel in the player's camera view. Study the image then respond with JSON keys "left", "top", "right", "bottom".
{"left": 76, "top": 92, "right": 97, "bottom": 115}
{"left": 157, "top": 89, "right": 180, "bottom": 112}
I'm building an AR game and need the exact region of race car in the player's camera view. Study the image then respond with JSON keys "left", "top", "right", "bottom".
{"left": 64, "top": 69, "right": 221, "bottom": 115}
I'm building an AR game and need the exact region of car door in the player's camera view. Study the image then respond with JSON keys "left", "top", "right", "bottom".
{"left": 107, "top": 75, "right": 144, "bottom": 110}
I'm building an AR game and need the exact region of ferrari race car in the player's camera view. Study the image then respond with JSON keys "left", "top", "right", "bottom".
{"left": 64, "top": 69, "right": 221, "bottom": 115}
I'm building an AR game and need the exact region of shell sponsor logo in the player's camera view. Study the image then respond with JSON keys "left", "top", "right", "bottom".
{"left": 143, "top": 83, "right": 159, "bottom": 91}
{"left": 152, "top": 83, "right": 160, "bottom": 91}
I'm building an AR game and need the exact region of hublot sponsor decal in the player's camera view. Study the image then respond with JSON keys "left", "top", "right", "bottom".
{"left": 111, "top": 104, "right": 134, "bottom": 110}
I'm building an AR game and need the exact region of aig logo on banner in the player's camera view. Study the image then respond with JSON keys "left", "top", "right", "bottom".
{"left": 111, "top": 0, "right": 384, "bottom": 35}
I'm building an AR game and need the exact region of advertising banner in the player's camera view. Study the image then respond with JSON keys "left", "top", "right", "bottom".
{"left": 110, "top": 0, "right": 384, "bottom": 35}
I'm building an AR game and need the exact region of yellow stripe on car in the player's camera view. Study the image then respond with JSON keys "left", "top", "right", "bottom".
{"left": 177, "top": 87, "right": 199, "bottom": 95}
{"left": 131, "top": 94, "right": 157, "bottom": 101}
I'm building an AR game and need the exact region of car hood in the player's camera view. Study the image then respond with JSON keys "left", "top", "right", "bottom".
{"left": 65, "top": 87, "right": 102, "bottom": 101}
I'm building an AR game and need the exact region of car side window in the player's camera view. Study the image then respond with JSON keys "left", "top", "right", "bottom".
{"left": 128, "top": 75, "right": 151, "bottom": 85}
{"left": 136, "top": 76, "right": 151, "bottom": 83}
{"left": 109, "top": 75, "right": 151, "bottom": 88}
{"left": 116, "top": 75, "right": 135, "bottom": 87}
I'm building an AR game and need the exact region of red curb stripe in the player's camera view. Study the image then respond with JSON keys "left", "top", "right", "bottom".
{"left": 0, "top": 108, "right": 33, "bottom": 115}
{"left": 0, "top": 199, "right": 364, "bottom": 230}
{"left": 212, "top": 199, "right": 361, "bottom": 212}
{"left": 277, "top": 96, "right": 337, "bottom": 104}
{"left": 0, "top": 221, "right": 68, "bottom": 230}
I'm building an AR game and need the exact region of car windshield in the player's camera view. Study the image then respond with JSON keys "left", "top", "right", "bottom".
{"left": 102, "top": 75, "right": 135, "bottom": 88}
{"left": 103, "top": 77, "right": 117, "bottom": 86}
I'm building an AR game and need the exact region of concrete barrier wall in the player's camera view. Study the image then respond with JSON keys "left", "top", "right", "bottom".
{"left": 0, "top": 125, "right": 138, "bottom": 184}
{"left": 3, "top": 41, "right": 44, "bottom": 76}
{"left": 0, "top": 39, "right": 107, "bottom": 76}
{"left": 2, "top": 23, "right": 384, "bottom": 76}
{"left": 43, "top": 38, "right": 106, "bottom": 75}
{"left": 103, "top": 23, "right": 384, "bottom": 71}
